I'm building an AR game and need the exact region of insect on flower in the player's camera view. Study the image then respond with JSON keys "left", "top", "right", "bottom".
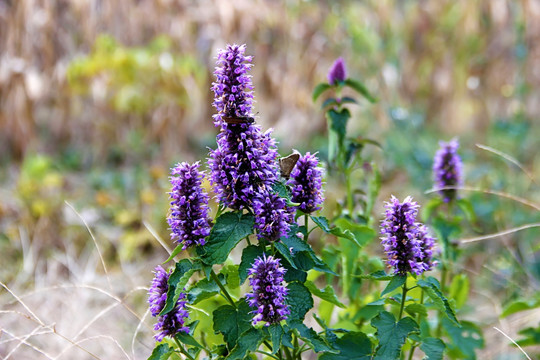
{"left": 279, "top": 152, "right": 300, "bottom": 179}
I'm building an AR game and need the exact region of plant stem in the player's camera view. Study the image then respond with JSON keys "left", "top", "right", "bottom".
{"left": 398, "top": 283, "right": 408, "bottom": 320}
{"left": 304, "top": 214, "right": 309, "bottom": 235}
{"left": 257, "top": 350, "right": 279, "bottom": 360}
{"left": 407, "top": 345, "right": 417, "bottom": 360}
{"left": 211, "top": 270, "right": 236, "bottom": 308}
{"left": 174, "top": 338, "right": 196, "bottom": 360}
{"left": 283, "top": 346, "right": 294, "bottom": 360}
{"left": 345, "top": 167, "right": 354, "bottom": 217}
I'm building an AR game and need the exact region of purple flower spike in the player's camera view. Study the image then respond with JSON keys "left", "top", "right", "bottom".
{"left": 328, "top": 57, "right": 347, "bottom": 85}
{"left": 287, "top": 152, "right": 324, "bottom": 213}
{"left": 208, "top": 124, "right": 279, "bottom": 210}
{"left": 433, "top": 138, "right": 463, "bottom": 203}
{"left": 168, "top": 162, "right": 211, "bottom": 249}
{"left": 212, "top": 44, "right": 254, "bottom": 126}
{"left": 246, "top": 254, "right": 290, "bottom": 326}
{"left": 380, "top": 196, "right": 436, "bottom": 276}
{"left": 253, "top": 190, "right": 294, "bottom": 241}
{"left": 148, "top": 266, "right": 190, "bottom": 341}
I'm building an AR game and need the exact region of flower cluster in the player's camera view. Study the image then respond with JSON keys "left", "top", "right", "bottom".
{"left": 253, "top": 190, "right": 294, "bottom": 241}
{"left": 380, "top": 196, "right": 436, "bottom": 275}
{"left": 168, "top": 162, "right": 211, "bottom": 249}
{"left": 287, "top": 152, "right": 324, "bottom": 213}
{"left": 212, "top": 43, "right": 254, "bottom": 126}
{"left": 148, "top": 266, "right": 190, "bottom": 341}
{"left": 433, "top": 138, "right": 463, "bottom": 203}
{"left": 328, "top": 57, "right": 347, "bottom": 85}
{"left": 246, "top": 254, "right": 290, "bottom": 326}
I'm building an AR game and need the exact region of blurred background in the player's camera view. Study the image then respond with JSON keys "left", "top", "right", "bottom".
{"left": 1, "top": 0, "right": 539, "bottom": 359}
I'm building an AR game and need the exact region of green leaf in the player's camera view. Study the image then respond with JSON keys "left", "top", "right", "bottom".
{"left": 405, "top": 303, "right": 428, "bottom": 318}
{"left": 197, "top": 212, "right": 254, "bottom": 265}
{"left": 312, "top": 216, "right": 367, "bottom": 248}
{"left": 334, "top": 218, "right": 375, "bottom": 247}
{"left": 226, "top": 328, "right": 264, "bottom": 360}
{"left": 289, "top": 321, "right": 333, "bottom": 353}
{"left": 312, "top": 83, "right": 332, "bottom": 102}
{"left": 417, "top": 277, "right": 459, "bottom": 326}
{"left": 162, "top": 244, "right": 184, "bottom": 264}
{"left": 322, "top": 98, "right": 339, "bottom": 109}
{"left": 501, "top": 297, "right": 540, "bottom": 318}
{"left": 287, "top": 282, "right": 314, "bottom": 321}
{"left": 420, "top": 337, "right": 445, "bottom": 360}
{"left": 147, "top": 343, "right": 174, "bottom": 360}
{"left": 421, "top": 197, "right": 444, "bottom": 221}
{"left": 305, "top": 280, "right": 346, "bottom": 308}
{"left": 380, "top": 275, "right": 406, "bottom": 297}
{"left": 272, "top": 181, "right": 291, "bottom": 201}
{"left": 268, "top": 324, "right": 283, "bottom": 354}
{"left": 517, "top": 325, "right": 540, "bottom": 347}
{"left": 343, "top": 79, "right": 377, "bottom": 103}
{"left": 320, "top": 331, "right": 372, "bottom": 360}
{"left": 239, "top": 245, "right": 265, "bottom": 284}
{"left": 371, "top": 311, "right": 419, "bottom": 360}
{"left": 311, "top": 215, "right": 332, "bottom": 232}
{"left": 213, "top": 302, "right": 253, "bottom": 349}
{"left": 443, "top": 319, "right": 483, "bottom": 359}
{"left": 274, "top": 241, "right": 298, "bottom": 270}
{"left": 359, "top": 270, "right": 393, "bottom": 281}
{"left": 160, "top": 259, "right": 197, "bottom": 316}
{"left": 326, "top": 108, "right": 350, "bottom": 147}
{"left": 280, "top": 228, "right": 336, "bottom": 274}
{"left": 176, "top": 332, "right": 204, "bottom": 349}
{"left": 221, "top": 265, "right": 240, "bottom": 289}
{"left": 187, "top": 276, "right": 220, "bottom": 304}
{"left": 449, "top": 274, "right": 470, "bottom": 309}
{"left": 457, "top": 198, "right": 476, "bottom": 223}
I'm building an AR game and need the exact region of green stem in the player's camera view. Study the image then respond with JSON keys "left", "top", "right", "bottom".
{"left": 211, "top": 270, "right": 236, "bottom": 308}
{"left": 283, "top": 346, "right": 294, "bottom": 360}
{"left": 407, "top": 345, "right": 417, "bottom": 360}
{"left": 257, "top": 350, "right": 279, "bottom": 360}
{"left": 398, "top": 283, "right": 408, "bottom": 320}
{"left": 174, "top": 338, "right": 195, "bottom": 360}
{"left": 345, "top": 168, "right": 354, "bottom": 217}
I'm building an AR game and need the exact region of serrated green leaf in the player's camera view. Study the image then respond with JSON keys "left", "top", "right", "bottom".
{"left": 313, "top": 83, "right": 332, "bottom": 102}
{"left": 276, "top": 252, "right": 307, "bottom": 283}
{"left": 226, "top": 328, "right": 264, "bottom": 360}
{"left": 272, "top": 181, "right": 291, "bottom": 201}
{"left": 160, "top": 259, "right": 196, "bottom": 316}
{"left": 163, "top": 244, "right": 184, "bottom": 264}
{"left": 326, "top": 108, "right": 350, "bottom": 147}
{"left": 187, "top": 276, "right": 220, "bottom": 304}
{"left": 289, "top": 321, "right": 334, "bottom": 353}
{"left": 147, "top": 343, "right": 173, "bottom": 360}
{"left": 381, "top": 275, "right": 406, "bottom": 297}
{"left": 268, "top": 324, "right": 283, "bottom": 354}
{"left": 343, "top": 79, "right": 376, "bottom": 103}
{"left": 287, "top": 282, "right": 314, "bottom": 321}
{"left": 334, "top": 218, "right": 376, "bottom": 247}
{"left": 239, "top": 245, "right": 265, "bottom": 284}
{"left": 311, "top": 215, "right": 332, "bottom": 232}
{"left": 197, "top": 212, "right": 254, "bottom": 265}
{"left": 418, "top": 277, "right": 459, "bottom": 326}
{"left": 443, "top": 319, "right": 483, "bottom": 359}
{"left": 274, "top": 241, "right": 298, "bottom": 270}
{"left": 176, "top": 332, "right": 204, "bottom": 349}
{"left": 371, "top": 311, "right": 419, "bottom": 360}
{"left": 213, "top": 302, "right": 253, "bottom": 349}
{"left": 280, "top": 228, "right": 336, "bottom": 275}
{"left": 221, "top": 265, "right": 240, "bottom": 289}
{"left": 420, "top": 337, "right": 445, "bottom": 360}
{"left": 405, "top": 303, "right": 428, "bottom": 318}
{"left": 501, "top": 297, "right": 540, "bottom": 318}
{"left": 320, "top": 331, "right": 372, "bottom": 360}
{"left": 305, "top": 280, "right": 346, "bottom": 308}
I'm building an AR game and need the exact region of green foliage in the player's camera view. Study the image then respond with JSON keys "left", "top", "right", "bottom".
{"left": 286, "top": 281, "right": 314, "bottom": 321}
{"left": 420, "top": 337, "right": 446, "bottom": 360}
{"left": 417, "top": 277, "right": 459, "bottom": 326}
{"left": 196, "top": 212, "right": 254, "bottom": 265}
{"left": 381, "top": 275, "right": 406, "bottom": 297}
{"left": 212, "top": 302, "right": 253, "bottom": 349}
{"left": 161, "top": 259, "right": 198, "bottom": 316}
{"left": 304, "top": 280, "right": 346, "bottom": 308}
{"left": 320, "top": 331, "right": 372, "bottom": 360}
{"left": 443, "top": 319, "right": 484, "bottom": 359}
{"left": 147, "top": 343, "right": 174, "bottom": 360}
{"left": 371, "top": 311, "right": 419, "bottom": 360}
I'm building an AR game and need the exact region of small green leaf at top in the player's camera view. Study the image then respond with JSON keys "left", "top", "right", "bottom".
{"left": 417, "top": 277, "right": 459, "bottom": 326}
{"left": 380, "top": 274, "right": 406, "bottom": 297}
{"left": 197, "top": 211, "right": 254, "bottom": 265}
{"left": 343, "top": 78, "right": 377, "bottom": 103}
{"left": 420, "top": 337, "right": 445, "bottom": 360}
{"left": 320, "top": 331, "right": 372, "bottom": 360}
{"left": 305, "top": 280, "right": 346, "bottom": 308}
{"left": 147, "top": 343, "right": 174, "bottom": 360}
{"left": 371, "top": 311, "right": 419, "bottom": 360}
{"left": 287, "top": 281, "right": 314, "bottom": 322}
{"left": 313, "top": 83, "right": 333, "bottom": 102}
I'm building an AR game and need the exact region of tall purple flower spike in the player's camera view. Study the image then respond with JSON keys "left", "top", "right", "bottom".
{"left": 380, "top": 196, "right": 436, "bottom": 276}
{"left": 212, "top": 43, "right": 254, "bottom": 126}
{"left": 253, "top": 190, "right": 294, "bottom": 241}
{"left": 328, "top": 57, "right": 347, "bottom": 85}
{"left": 287, "top": 152, "right": 324, "bottom": 213}
{"left": 148, "top": 266, "right": 190, "bottom": 341}
{"left": 208, "top": 44, "right": 280, "bottom": 210}
{"left": 433, "top": 138, "right": 463, "bottom": 203}
{"left": 168, "top": 162, "right": 211, "bottom": 249}
{"left": 246, "top": 254, "right": 290, "bottom": 326}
